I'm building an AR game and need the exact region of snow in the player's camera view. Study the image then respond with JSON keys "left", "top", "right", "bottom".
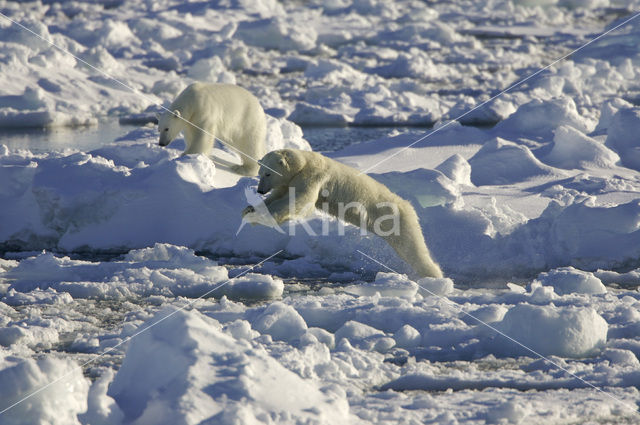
{"left": 534, "top": 267, "right": 607, "bottom": 295}
{"left": 107, "top": 307, "right": 348, "bottom": 424}
{"left": 345, "top": 272, "right": 419, "bottom": 299}
{"left": 0, "top": 357, "right": 90, "bottom": 425}
{"left": 251, "top": 301, "right": 308, "bottom": 343}
{"left": 468, "top": 137, "right": 560, "bottom": 185}
{"left": 334, "top": 320, "right": 396, "bottom": 353}
{"left": 1, "top": 0, "right": 640, "bottom": 424}
{"left": 495, "top": 98, "right": 595, "bottom": 140}
{"left": 4, "top": 245, "right": 284, "bottom": 301}
{"left": 605, "top": 107, "right": 640, "bottom": 171}
{"left": 417, "top": 276, "right": 455, "bottom": 297}
{"left": 494, "top": 304, "right": 608, "bottom": 358}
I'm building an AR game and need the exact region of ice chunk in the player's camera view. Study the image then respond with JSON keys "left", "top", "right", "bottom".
{"left": 5, "top": 245, "right": 282, "bottom": 301}
{"left": 469, "top": 137, "right": 559, "bottom": 185}
{"left": 373, "top": 168, "right": 460, "bottom": 207}
{"left": 0, "top": 358, "right": 89, "bottom": 425}
{"left": 252, "top": 301, "right": 308, "bottom": 342}
{"left": 187, "top": 57, "right": 236, "bottom": 84}
{"left": 462, "top": 305, "right": 508, "bottom": 325}
{"left": 495, "top": 98, "right": 593, "bottom": 139}
{"left": 344, "top": 272, "right": 418, "bottom": 298}
{"left": 288, "top": 102, "right": 350, "bottom": 126}
{"left": 108, "top": 308, "right": 347, "bottom": 423}
{"left": 334, "top": 320, "right": 395, "bottom": 352}
{"left": 265, "top": 115, "right": 312, "bottom": 152}
{"left": 605, "top": 107, "right": 640, "bottom": 171}
{"left": 534, "top": 267, "right": 607, "bottom": 295}
{"left": 542, "top": 126, "right": 619, "bottom": 169}
{"left": 416, "top": 276, "right": 455, "bottom": 296}
{"left": 601, "top": 348, "right": 640, "bottom": 367}
{"left": 306, "top": 327, "right": 336, "bottom": 349}
{"left": 594, "top": 98, "right": 633, "bottom": 134}
{"left": 78, "top": 368, "right": 124, "bottom": 425}
{"left": 0, "top": 322, "right": 59, "bottom": 349}
{"left": 124, "top": 243, "right": 212, "bottom": 266}
{"left": 450, "top": 96, "right": 517, "bottom": 126}
{"left": 545, "top": 199, "right": 640, "bottom": 264}
{"left": 220, "top": 273, "right": 284, "bottom": 300}
{"left": 0, "top": 87, "right": 50, "bottom": 111}
{"left": 236, "top": 17, "right": 317, "bottom": 51}
{"left": 65, "top": 19, "right": 138, "bottom": 51}
{"left": 0, "top": 18, "right": 52, "bottom": 50}
{"left": 394, "top": 324, "right": 421, "bottom": 349}
{"left": 485, "top": 399, "right": 530, "bottom": 425}
{"left": 223, "top": 319, "right": 259, "bottom": 341}
{"left": 494, "top": 304, "right": 607, "bottom": 358}
{"left": 372, "top": 51, "right": 439, "bottom": 79}
{"left": 3, "top": 282, "right": 74, "bottom": 305}
{"left": 435, "top": 154, "right": 473, "bottom": 186}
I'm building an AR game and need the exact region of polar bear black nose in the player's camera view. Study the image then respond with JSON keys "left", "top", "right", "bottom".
{"left": 257, "top": 178, "right": 268, "bottom": 194}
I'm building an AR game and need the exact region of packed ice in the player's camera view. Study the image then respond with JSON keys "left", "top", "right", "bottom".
{"left": 1, "top": 0, "right": 640, "bottom": 424}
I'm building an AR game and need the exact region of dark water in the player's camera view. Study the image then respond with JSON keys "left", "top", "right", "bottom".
{"left": 303, "top": 126, "right": 428, "bottom": 152}
{"left": 0, "top": 121, "right": 137, "bottom": 153}
{"left": 0, "top": 121, "right": 429, "bottom": 154}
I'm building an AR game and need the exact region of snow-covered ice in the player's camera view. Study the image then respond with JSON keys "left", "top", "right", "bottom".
{"left": 2, "top": 0, "right": 640, "bottom": 424}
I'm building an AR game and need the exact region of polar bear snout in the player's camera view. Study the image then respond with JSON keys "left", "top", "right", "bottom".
{"left": 257, "top": 170, "right": 274, "bottom": 194}
{"left": 257, "top": 179, "right": 269, "bottom": 194}
{"left": 157, "top": 113, "right": 175, "bottom": 147}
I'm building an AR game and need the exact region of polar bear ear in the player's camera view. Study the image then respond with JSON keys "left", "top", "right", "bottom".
{"left": 276, "top": 153, "right": 288, "bottom": 169}
{"left": 172, "top": 110, "right": 181, "bottom": 118}
{"left": 283, "top": 150, "right": 295, "bottom": 162}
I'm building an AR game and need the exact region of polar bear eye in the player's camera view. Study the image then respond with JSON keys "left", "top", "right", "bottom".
{"left": 265, "top": 173, "right": 271, "bottom": 177}
{"left": 164, "top": 128, "right": 169, "bottom": 132}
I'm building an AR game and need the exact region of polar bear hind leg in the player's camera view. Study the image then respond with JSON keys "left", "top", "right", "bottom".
{"left": 384, "top": 231, "right": 443, "bottom": 279}
{"left": 233, "top": 122, "right": 267, "bottom": 176}
{"left": 374, "top": 201, "right": 443, "bottom": 279}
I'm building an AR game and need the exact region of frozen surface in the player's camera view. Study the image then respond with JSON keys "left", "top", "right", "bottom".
{"left": 107, "top": 307, "right": 348, "bottom": 424}
{"left": 0, "top": 0, "right": 638, "bottom": 130}
{"left": 2, "top": 0, "right": 640, "bottom": 424}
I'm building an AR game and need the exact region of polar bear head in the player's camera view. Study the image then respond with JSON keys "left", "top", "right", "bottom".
{"left": 257, "top": 149, "right": 307, "bottom": 194}
{"left": 157, "top": 109, "right": 183, "bottom": 147}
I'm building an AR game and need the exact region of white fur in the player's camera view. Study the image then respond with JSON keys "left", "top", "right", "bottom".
{"left": 157, "top": 82, "right": 267, "bottom": 176}
{"left": 246, "top": 149, "right": 443, "bottom": 278}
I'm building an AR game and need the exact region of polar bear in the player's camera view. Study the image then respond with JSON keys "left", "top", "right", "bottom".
{"left": 242, "top": 149, "right": 443, "bottom": 278}
{"left": 157, "top": 82, "right": 267, "bottom": 176}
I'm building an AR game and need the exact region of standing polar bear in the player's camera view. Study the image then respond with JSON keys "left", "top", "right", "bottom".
{"left": 243, "top": 149, "right": 443, "bottom": 278}
{"left": 157, "top": 82, "right": 267, "bottom": 175}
